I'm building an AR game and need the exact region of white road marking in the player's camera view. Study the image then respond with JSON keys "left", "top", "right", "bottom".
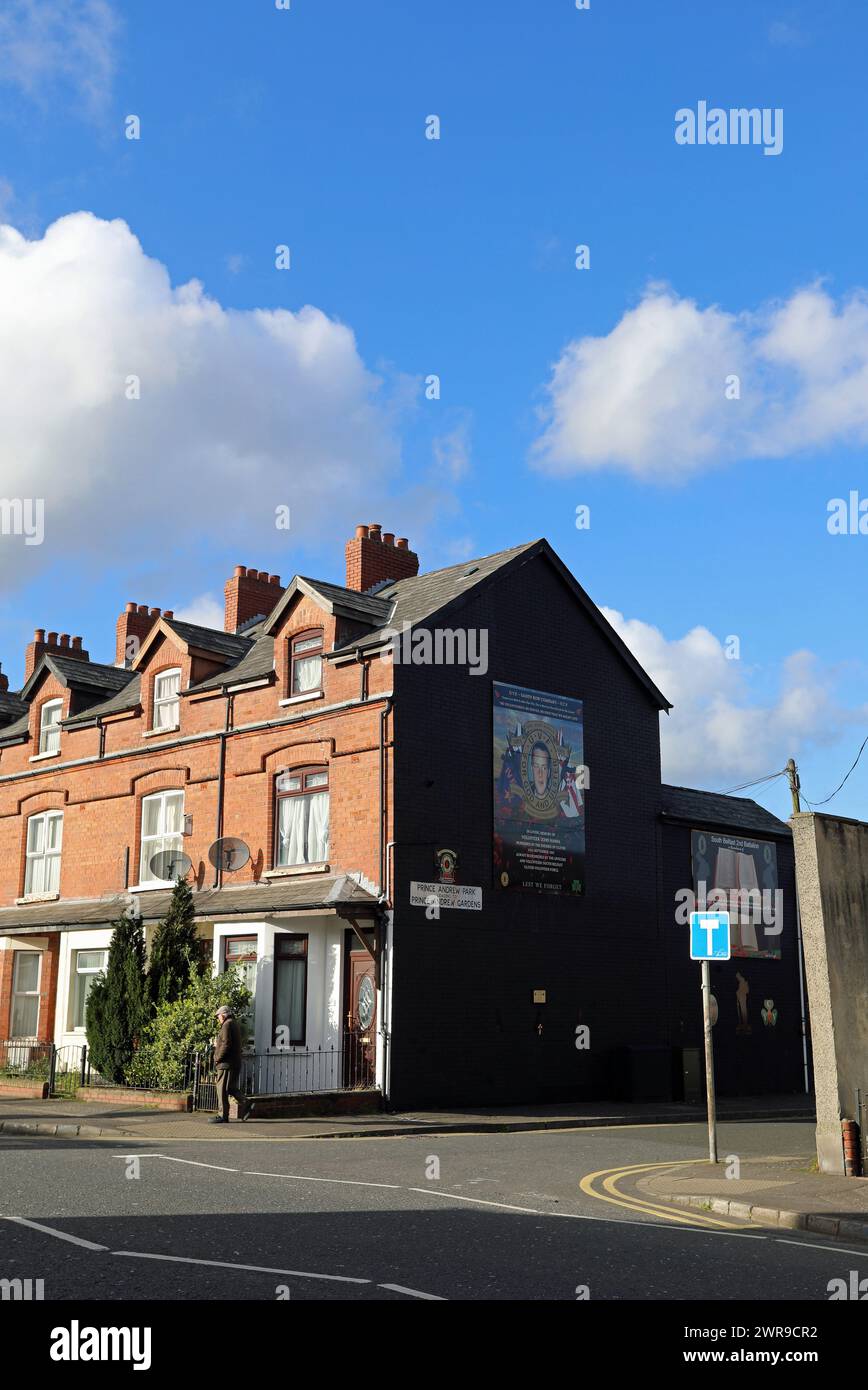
{"left": 244, "top": 1170, "right": 402, "bottom": 1189}
{"left": 112, "top": 1250, "right": 370, "bottom": 1284}
{"left": 408, "top": 1188, "right": 544, "bottom": 1216}
{"left": 378, "top": 1282, "right": 445, "bottom": 1300}
{"left": 112, "top": 1154, "right": 239, "bottom": 1172}
{"left": 116, "top": 1154, "right": 771, "bottom": 1237}
{"left": 0, "top": 1215, "right": 108, "bottom": 1251}
{"left": 776, "top": 1238, "right": 868, "bottom": 1258}
{"left": 112, "top": 1251, "right": 443, "bottom": 1297}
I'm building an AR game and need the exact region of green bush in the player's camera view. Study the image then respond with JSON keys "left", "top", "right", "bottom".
{"left": 127, "top": 967, "right": 251, "bottom": 1091}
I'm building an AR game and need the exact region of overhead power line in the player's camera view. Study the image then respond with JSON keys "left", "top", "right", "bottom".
{"left": 802, "top": 732, "right": 868, "bottom": 808}
{"left": 713, "top": 769, "right": 787, "bottom": 797}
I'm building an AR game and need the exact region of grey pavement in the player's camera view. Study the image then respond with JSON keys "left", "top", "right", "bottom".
{"left": 643, "top": 1155, "right": 868, "bottom": 1244}
{"left": 0, "top": 1090, "right": 816, "bottom": 1142}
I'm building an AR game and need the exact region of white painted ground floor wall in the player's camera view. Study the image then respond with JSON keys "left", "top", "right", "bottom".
{"left": 211, "top": 912, "right": 381, "bottom": 1094}
{"left": 3, "top": 911, "right": 386, "bottom": 1097}
{"left": 54, "top": 926, "right": 112, "bottom": 1053}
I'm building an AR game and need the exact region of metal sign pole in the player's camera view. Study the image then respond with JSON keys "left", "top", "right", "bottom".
{"left": 701, "top": 958, "right": 718, "bottom": 1164}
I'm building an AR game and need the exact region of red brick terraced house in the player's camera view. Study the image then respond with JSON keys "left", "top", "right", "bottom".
{"left": 0, "top": 528, "right": 809, "bottom": 1109}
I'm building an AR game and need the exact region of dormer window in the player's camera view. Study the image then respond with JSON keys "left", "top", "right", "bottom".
{"left": 291, "top": 631, "right": 323, "bottom": 695}
{"left": 153, "top": 669, "right": 181, "bottom": 730}
{"left": 38, "top": 699, "right": 62, "bottom": 755}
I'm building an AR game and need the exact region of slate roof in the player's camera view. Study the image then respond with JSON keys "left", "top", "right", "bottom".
{"left": 63, "top": 673, "right": 142, "bottom": 727}
{"left": 0, "top": 874, "right": 379, "bottom": 934}
{"left": 0, "top": 712, "right": 28, "bottom": 744}
{"left": 0, "top": 690, "right": 27, "bottom": 724}
{"left": 162, "top": 618, "right": 252, "bottom": 661}
{"left": 261, "top": 575, "right": 392, "bottom": 635}
{"left": 326, "top": 538, "right": 671, "bottom": 710}
{"left": 189, "top": 633, "right": 276, "bottom": 692}
{"left": 20, "top": 653, "right": 133, "bottom": 701}
{"left": 660, "top": 784, "right": 791, "bottom": 837}
{"left": 0, "top": 536, "right": 671, "bottom": 727}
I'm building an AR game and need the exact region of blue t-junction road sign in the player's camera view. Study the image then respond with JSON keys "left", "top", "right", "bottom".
{"left": 690, "top": 910, "right": 731, "bottom": 961}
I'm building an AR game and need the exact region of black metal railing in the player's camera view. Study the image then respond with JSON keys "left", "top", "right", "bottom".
{"left": 189, "top": 1030, "right": 375, "bottom": 1111}
{"left": 0, "top": 1032, "right": 377, "bottom": 1108}
{"left": 0, "top": 1039, "right": 53, "bottom": 1085}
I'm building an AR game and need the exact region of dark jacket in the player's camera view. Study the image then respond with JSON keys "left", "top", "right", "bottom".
{"left": 213, "top": 1016, "right": 243, "bottom": 1071}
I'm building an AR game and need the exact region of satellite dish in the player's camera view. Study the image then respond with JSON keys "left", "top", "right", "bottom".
{"left": 208, "top": 836, "right": 250, "bottom": 873}
{"left": 149, "top": 849, "right": 192, "bottom": 881}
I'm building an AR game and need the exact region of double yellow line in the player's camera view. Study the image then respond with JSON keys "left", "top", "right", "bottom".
{"left": 580, "top": 1160, "right": 755, "bottom": 1230}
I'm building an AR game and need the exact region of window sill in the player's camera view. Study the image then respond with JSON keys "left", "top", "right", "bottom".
{"left": 142, "top": 725, "right": 180, "bottom": 738}
{"left": 29, "top": 750, "right": 60, "bottom": 762}
{"left": 264, "top": 863, "right": 330, "bottom": 879}
{"left": 128, "top": 882, "right": 176, "bottom": 893}
{"left": 279, "top": 691, "right": 323, "bottom": 707}
{"left": 15, "top": 892, "right": 60, "bottom": 906}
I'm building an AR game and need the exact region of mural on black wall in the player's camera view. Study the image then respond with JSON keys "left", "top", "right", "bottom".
{"left": 691, "top": 829, "right": 782, "bottom": 958}
{"left": 493, "top": 681, "right": 585, "bottom": 894}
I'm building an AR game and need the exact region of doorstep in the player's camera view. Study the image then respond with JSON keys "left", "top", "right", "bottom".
{"left": 229, "top": 1089, "right": 382, "bottom": 1120}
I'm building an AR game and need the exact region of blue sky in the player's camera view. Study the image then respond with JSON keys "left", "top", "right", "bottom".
{"left": 0, "top": 0, "right": 866, "bottom": 820}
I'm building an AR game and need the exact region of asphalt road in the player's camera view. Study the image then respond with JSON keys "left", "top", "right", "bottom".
{"left": 1, "top": 1119, "right": 864, "bottom": 1301}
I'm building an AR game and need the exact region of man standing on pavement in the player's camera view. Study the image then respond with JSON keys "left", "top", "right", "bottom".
{"left": 210, "top": 1004, "right": 252, "bottom": 1123}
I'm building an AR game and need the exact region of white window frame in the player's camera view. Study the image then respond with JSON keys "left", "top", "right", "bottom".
{"left": 290, "top": 632, "right": 324, "bottom": 696}
{"left": 138, "top": 789, "right": 186, "bottom": 886}
{"left": 10, "top": 950, "right": 41, "bottom": 1039}
{"left": 24, "top": 810, "right": 63, "bottom": 897}
{"left": 38, "top": 699, "right": 63, "bottom": 754}
{"left": 68, "top": 948, "right": 108, "bottom": 1032}
{"left": 275, "top": 769, "right": 330, "bottom": 868}
{"left": 152, "top": 668, "right": 181, "bottom": 731}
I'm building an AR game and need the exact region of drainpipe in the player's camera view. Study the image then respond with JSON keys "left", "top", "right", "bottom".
{"left": 384, "top": 840, "right": 396, "bottom": 906}
{"left": 357, "top": 648, "right": 368, "bottom": 703}
{"left": 379, "top": 698, "right": 393, "bottom": 894}
{"left": 378, "top": 696, "right": 393, "bottom": 1110}
{"left": 212, "top": 691, "right": 233, "bottom": 889}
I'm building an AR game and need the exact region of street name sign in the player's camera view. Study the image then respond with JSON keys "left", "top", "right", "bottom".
{"left": 410, "top": 881, "right": 482, "bottom": 911}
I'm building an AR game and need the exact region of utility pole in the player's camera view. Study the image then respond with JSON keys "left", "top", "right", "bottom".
{"left": 786, "top": 758, "right": 801, "bottom": 815}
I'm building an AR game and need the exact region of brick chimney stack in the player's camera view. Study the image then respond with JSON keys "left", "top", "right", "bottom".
{"left": 0, "top": 663, "right": 8, "bottom": 693}
{"left": 224, "top": 567, "right": 282, "bottom": 634}
{"left": 345, "top": 524, "right": 419, "bottom": 593}
{"left": 115, "top": 604, "right": 174, "bottom": 668}
{"left": 24, "top": 630, "right": 89, "bottom": 682}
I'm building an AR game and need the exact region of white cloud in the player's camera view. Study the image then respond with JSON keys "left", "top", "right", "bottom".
{"left": 533, "top": 283, "right": 868, "bottom": 480}
{"left": 769, "top": 19, "right": 808, "bottom": 48}
{"left": 0, "top": 0, "right": 119, "bottom": 117}
{"left": 432, "top": 418, "right": 472, "bottom": 481}
{"left": 602, "top": 606, "right": 867, "bottom": 787}
{"left": 174, "top": 594, "right": 226, "bottom": 631}
{"left": 0, "top": 212, "right": 404, "bottom": 582}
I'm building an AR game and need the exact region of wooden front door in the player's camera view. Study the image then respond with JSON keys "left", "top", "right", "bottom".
{"left": 347, "top": 950, "right": 376, "bottom": 1088}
